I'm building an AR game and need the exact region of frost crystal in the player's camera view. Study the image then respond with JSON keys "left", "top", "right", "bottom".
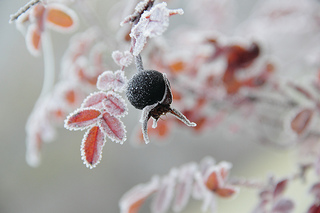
{"left": 112, "top": 50, "right": 133, "bottom": 68}
{"left": 97, "top": 70, "right": 127, "bottom": 93}
{"left": 130, "top": 2, "right": 184, "bottom": 56}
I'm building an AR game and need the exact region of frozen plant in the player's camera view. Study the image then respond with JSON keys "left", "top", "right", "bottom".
{"left": 9, "top": 0, "right": 320, "bottom": 212}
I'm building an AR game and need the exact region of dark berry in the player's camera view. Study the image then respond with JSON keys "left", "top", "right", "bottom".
{"left": 126, "top": 70, "right": 166, "bottom": 110}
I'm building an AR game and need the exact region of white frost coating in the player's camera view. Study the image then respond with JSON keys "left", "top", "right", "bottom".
{"left": 170, "top": 108, "right": 197, "bottom": 127}
{"left": 172, "top": 163, "right": 197, "bottom": 212}
{"left": 119, "top": 176, "right": 160, "bottom": 213}
{"left": 140, "top": 103, "right": 158, "bottom": 144}
{"left": 97, "top": 70, "right": 127, "bottom": 92}
{"left": 130, "top": 2, "right": 184, "bottom": 56}
{"left": 193, "top": 172, "right": 217, "bottom": 213}
{"left": 80, "top": 125, "right": 106, "bottom": 169}
{"left": 64, "top": 107, "right": 102, "bottom": 131}
{"left": 151, "top": 169, "right": 178, "bottom": 213}
{"left": 81, "top": 91, "right": 108, "bottom": 109}
{"left": 112, "top": 50, "right": 133, "bottom": 67}
{"left": 99, "top": 111, "right": 127, "bottom": 144}
{"left": 103, "top": 91, "right": 128, "bottom": 117}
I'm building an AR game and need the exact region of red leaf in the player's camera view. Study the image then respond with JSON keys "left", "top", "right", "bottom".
{"left": 81, "top": 126, "right": 106, "bottom": 169}
{"left": 308, "top": 204, "right": 320, "bottom": 213}
{"left": 310, "top": 182, "right": 320, "bottom": 200}
{"left": 291, "top": 109, "right": 314, "bottom": 135}
{"left": 99, "top": 112, "right": 126, "bottom": 144}
{"left": 272, "top": 198, "right": 294, "bottom": 212}
{"left": 81, "top": 91, "right": 108, "bottom": 109}
{"left": 215, "top": 186, "right": 238, "bottom": 198}
{"left": 103, "top": 92, "right": 128, "bottom": 117}
{"left": 273, "top": 179, "right": 288, "bottom": 199}
{"left": 204, "top": 169, "right": 221, "bottom": 191}
{"left": 65, "top": 108, "right": 101, "bottom": 130}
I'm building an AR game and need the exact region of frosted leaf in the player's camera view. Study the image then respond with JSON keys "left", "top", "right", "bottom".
{"left": 203, "top": 166, "right": 223, "bottom": 191}
{"left": 103, "top": 91, "right": 128, "bottom": 117}
{"left": 310, "top": 182, "right": 320, "bottom": 200}
{"left": 172, "top": 163, "right": 197, "bottom": 212}
{"left": 119, "top": 176, "right": 160, "bottom": 213}
{"left": 80, "top": 125, "right": 106, "bottom": 169}
{"left": 81, "top": 91, "right": 108, "bottom": 109}
{"left": 45, "top": 3, "right": 79, "bottom": 33}
{"left": 271, "top": 199, "right": 294, "bottom": 213}
{"left": 112, "top": 50, "right": 133, "bottom": 67}
{"left": 99, "top": 111, "right": 126, "bottom": 144}
{"left": 96, "top": 70, "right": 127, "bottom": 92}
{"left": 130, "top": 2, "right": 184, "bottom": 56}
{"left": 25, "top": 24, "right": 41, "bottom": 57}
{"left": 64, "top": 108, "right": 101, "bottom": 131}
{"left": 288, "top": 108, "right": 314, "bottom": 137}
{"left": 151, "top": 169, "right": 178, "bottom": 213}
{"left": 273, "top": 179, "right": 288, "bottom": 199}
{"left": 215, "top": 186, "right": 239, "bottom": 198}
{"left": 193, "top": 172, "right": 217, "bottom": 212}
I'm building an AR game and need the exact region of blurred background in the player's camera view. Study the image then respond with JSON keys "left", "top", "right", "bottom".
{"left": 0, "top": 0, "right": 316, "bottom": 212}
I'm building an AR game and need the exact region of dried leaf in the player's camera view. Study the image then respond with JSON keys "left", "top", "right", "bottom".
{"left": 99, "top": 112, "right": 126, "bottom": 144}
{"left": 64, "top": 108, "right": 101, "bottom": 130}
{"left": 80, "top": 125, "right": 106, "bottom": 169}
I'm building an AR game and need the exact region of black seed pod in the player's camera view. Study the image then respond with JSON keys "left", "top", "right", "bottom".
{"left": 126, "top": 70, "right": 166, "bottom": 110}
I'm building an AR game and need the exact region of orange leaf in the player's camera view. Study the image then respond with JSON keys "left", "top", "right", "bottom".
{"left": 46, "top": 4, "right": 78, "bottom": 31}
{"left": 205, "top": 170, "right": 220, "bottom": 191}
{"left": 65, "top": 108, "right": 101, "bottom": 130}
{"left": 128, "top": 198, "right": 146, "bottom": 213}
{"left": 291, "top": 109, "right": 314, "bottom": 135}
{"left": 216, "top": 186, "right": 238, "bottom": 198}
{"left": 26, "top": 24, "right": 42, "bottom": 56}
{"left": 81, "top": 126, "right": 105, "bottom": 169}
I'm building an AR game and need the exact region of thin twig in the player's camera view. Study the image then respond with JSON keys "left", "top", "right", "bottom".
{"left": 135, "top": 54, "right": 144, "bottom": 72}
{"left": 9, "top": 0, "right": 41, "bottom": 23}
